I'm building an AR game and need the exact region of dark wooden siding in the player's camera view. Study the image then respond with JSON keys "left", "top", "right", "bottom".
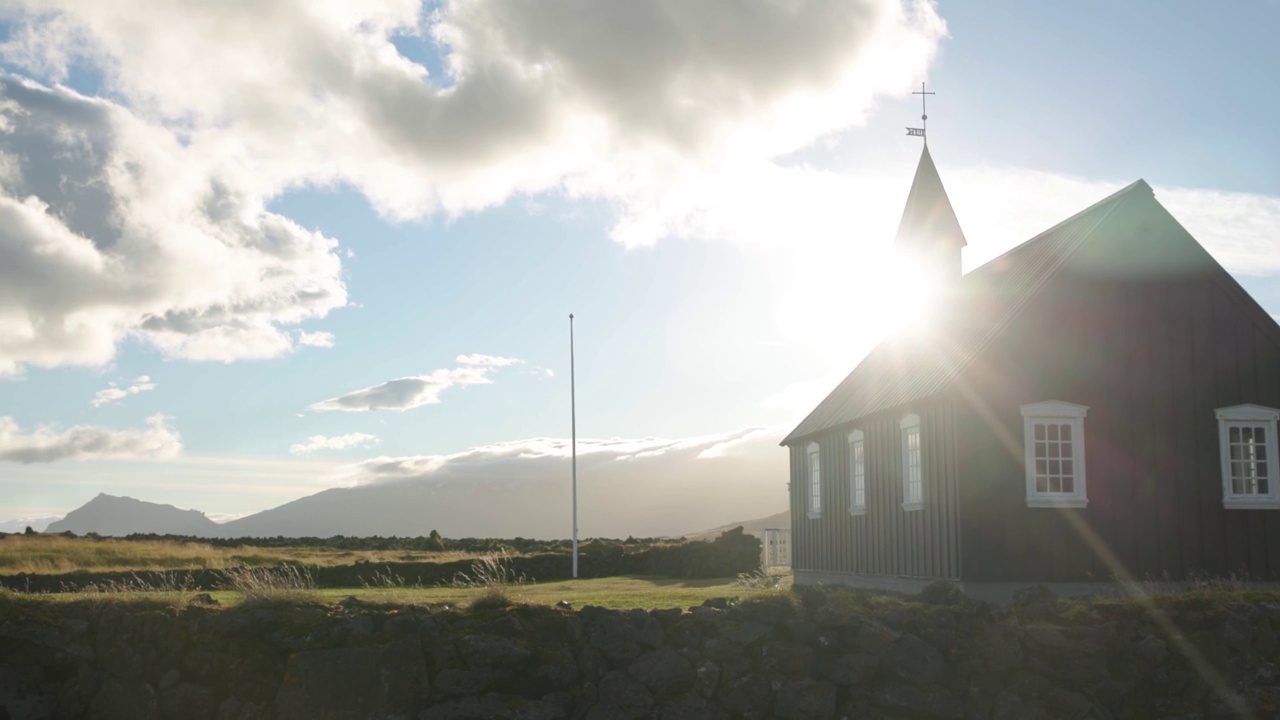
{"left": 957, "top": 196, "right": 1280, "bottom": 583}
{"left": 787, "top": 396, "right": 960, "bottom": 579}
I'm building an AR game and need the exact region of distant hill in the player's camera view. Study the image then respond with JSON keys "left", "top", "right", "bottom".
{"left": 0, "top": 516, "right": 61, "bottom": 534}
{"left": 45, "top": 494, "right": 221, "bottom": 537}
{"left": 685, "top": 510, "right": 789, "bottom": 541}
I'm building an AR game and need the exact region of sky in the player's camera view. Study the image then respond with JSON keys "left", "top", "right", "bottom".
{"left": 1, "top": 0, "right": 1278, "bottom": 532}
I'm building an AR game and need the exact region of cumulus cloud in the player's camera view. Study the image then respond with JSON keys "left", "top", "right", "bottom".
{"left": 90, "top": 375, "right": 155, "bottom": 407}
{"left": 455, "top": 353, "right": 522, "bottom": 367}
{"left": 311, "top": 352, "right": 526, "bottom": 411}
{"left": 0, "top": 0, "right": 944, "bottom": 244}
{"left": 310, "top": 367, "right": 493, "bottom": 412}
{"left": 225, "top": 426, "right": 788, "bottom": 538}
{"left": 0, "top": 414, "right": 181, "bottom": 463}
{"left": 289, "top": 432, "right": 380, "bottom": 455}
{"left": 298, "top": 331, "right": 336, "bottom": 348}
{"left": 0, "top": 76, "right": 347, "bottom": 375}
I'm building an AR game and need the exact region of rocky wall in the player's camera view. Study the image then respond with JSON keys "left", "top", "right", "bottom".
{"left": 2, "top": 583, "right": 1279, "bottom": 719}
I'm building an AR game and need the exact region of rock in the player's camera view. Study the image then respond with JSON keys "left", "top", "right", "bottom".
{"left": 528, "top": 647, "right": 579, "bottom": 691}
{"left": 87, "top": 677, "right": 159, "bottom": 720}
{"left": 874, "top": 684, "right": 963, "bottom": 719}
{"left": 826, "top": 652, "right": 879, "bottom": 686}
{"left": 878, "top": 634, "right": 949, "bottom": 686}
{"left": 775, "top": 678, "right": 837, "bottom": 720}
{"left": 580, "top": 607, "right": 644, "bottom": 666}
{"left": 655, "top": 692, "right": 729, "bottom": 720}
{"left": 458, "top": 635, "right": 532, "bottom": 667}
{"left": 976, "top": 618, "right": 1023, "bottom": 670}
{"left": 919, "top": 580, "right": 963, "bottom": 606}
{"left": 626, "top": 609, "right": 664, "bottom": 649}
{"left": 628, "top": 646, "right": 695, "bottom": 695}
{"left": 701, "top": 598, "right": 731, "bottom": 610}
{"left": 694, "top": 659, "right": 720, "bottom": 698}
{"left": 419, "top": 692, "right": 567, "bottom": 720}
{"left": 701, "top": 637, "right": 742, "bottom": 662}
{"left": 720, "top": 620, "right": 773, "bottom": 647}
{"left": 275, "top": 640, "right": 428, "bottom": 720}
{"left": 1011, "top": 585, "right": 1057, "bottom": 618}
{"left": 759, "top": 643, "right": 815, "bottom": 677}
{"left": 585, "top": 671, "right": 653, "bottom": 720}
{"left": 159, "top": 682, "right": 214, "bottom": 720}
{"left": 556, "top": 600, "right": 572, "bottom": 610}
{"left": 188, "top": 594, "right": 219, "bottom": 607}
{"left": 1137, "top": 634, "right": 1168, "bottom": 664}
{"left": 718, "top": 672, "right": 772, "bottom": 717}
{"left": 433, "top": 666, "right": 514, "bottom": 698}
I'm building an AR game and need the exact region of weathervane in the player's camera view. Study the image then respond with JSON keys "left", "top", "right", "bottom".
{"left": 906, "top": 82, "right": 934, "bottom": 142}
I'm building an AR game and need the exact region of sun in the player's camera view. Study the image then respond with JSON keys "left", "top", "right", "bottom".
{"left": 778, "top": 247, "right": 937, "bottom": 375}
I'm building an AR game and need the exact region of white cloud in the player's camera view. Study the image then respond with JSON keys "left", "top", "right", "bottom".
{"left": 289, "top": 432, "right": 380, "bottom": 455}
{"left": 0, "top": 76, "right": 347, "bottom": 375}
{"left": 300, "top": 426, "right": 788, "bottom": 538}
{"left": 298, "top": 331, "right": 336, "bottom": 348}
{"left": 0, "top": 413, "right": 181, "bottom": 463}
{"left": 310, "top": 367, "right": 493, "bottom": 412}
{"left": 0, "top": 0, "right": 945, "bottom": 250}
{"left": 455, "top": 353, "right": 523, "bottom": 367}
{"left": 90, "top": 376, "right": 157, "bottom": 407}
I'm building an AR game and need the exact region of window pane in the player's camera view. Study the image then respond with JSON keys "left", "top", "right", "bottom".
{"left": 1034, "top": 424, "right": 1045, "bottom": 440}
{"left": 1035, "top": 442, "right": 1047, "bottom": 459}
{"left": 1230, "top": 426, "right": 1241, "bottom": 443}
{"left": 1259, "top": 427, "right": 1269, "bottom": 444}
{"left": 1259, "top": 444, "right": 1268, "bottom": 461}
{"left": 1048, "top": 460, "right": 1060, "bottom": 476}
{"left": 1234, "top": 477, "right": 1245, "bottom": 495}
{"left": 1261, "top": 475, "right": 1271, "bottom": 495}
{"left": 1243, "top": 426, "right": 1255, "bottom": 444}
{"left": 1047, "top": 424, "right": 1059, "bottom": 441}
{"left": 1063, "top": 459, "right": 1073, "bottom": 476}
{"left": 1036, "top": 477, "right": 1047, "bottom": 492}
{"left": 1048, "top": 443, "right": 1059, "bottom": 459}
{"left": 1036, "top": 459, "right": 1047, "bottom": 475}
{"left": 1061, "top": 424, "right": 1072, "bottom": 442}
{"left": 1060, "top": 441, "right": 1072, "bottom": 458}
{"left": 1062, "top": 477, "right": 1074, "bottom": 493}
{"left": 1049, "top": 476, "right": 1061, "bottom": 493}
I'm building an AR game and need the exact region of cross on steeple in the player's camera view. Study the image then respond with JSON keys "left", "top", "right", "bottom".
{"left": 906, "top": 82, "right": 935, "bottom": 142}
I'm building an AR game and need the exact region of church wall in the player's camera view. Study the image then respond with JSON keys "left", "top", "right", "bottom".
{"left": 787, "top": 396, "right": 961, "bottom": 580}
{"left": 956, "top": 194, "right": 1280, "bottom": 584}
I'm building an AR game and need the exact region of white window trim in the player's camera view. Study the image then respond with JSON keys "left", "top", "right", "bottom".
{"left": 900, "top": 414, "right": 923, "bottom": 512}
{"left": 806, "top": 442, "right": 822, "bottom": 518}
{"left": 1021, "top": 400, "right": 1089, "bottom": 509}
{"left": 1216, "top": 404, "right": 1280, "bottom": 510}
{"left": 847, "top": 429, "right": 866, "bottom": 515}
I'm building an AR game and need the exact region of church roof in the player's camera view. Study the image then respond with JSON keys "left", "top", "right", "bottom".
{"left": 781, "top": 178, "right": 1154, "bottom": 446}
{"left": 894, "top": 145, "right": 967, "bottom": 253}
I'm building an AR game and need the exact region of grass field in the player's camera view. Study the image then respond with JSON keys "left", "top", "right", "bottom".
{"left": 0, "top": 534, "right": 499, "bottom": 574}
{"left": 14, "top": 574, "right": 790, "bottom": 611}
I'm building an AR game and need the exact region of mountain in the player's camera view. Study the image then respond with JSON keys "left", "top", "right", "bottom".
{"left": 684, "top": 510, "right": 789, "bottom": 541}
{"left": 219, "top": 430, "right": 788, "bottom": 539}
{"left": 0, "top": 516, "right": 62, "bottom": 534}
{"left": 45, "top": 494, "right": 221, "bottom": 537}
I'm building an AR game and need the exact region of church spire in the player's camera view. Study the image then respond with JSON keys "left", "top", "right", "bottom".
{"left": 893, "top": 143, "right": 966, "bottom": 281}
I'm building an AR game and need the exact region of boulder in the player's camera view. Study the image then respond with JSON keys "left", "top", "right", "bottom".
{"left": 628, "top": 647, "right": 695, "bottom": 695}
{"left": 275, "top": 640, "right": 428, "bottom": 720}
{"left": 774, "top": 678, "right": 837, "bottom": 720}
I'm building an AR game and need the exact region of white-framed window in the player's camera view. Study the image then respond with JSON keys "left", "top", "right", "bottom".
{"left": 1217, "top": 404, "right": 1280, "bottom": 510}
{"left": 806, "top": 442, "right": 821, "bottom": 518}
{"left": 1021, "top": 400, "right": 1088, "bottom": 508}
{"left": 848, "top": 429, "right": 866, "bottom": 515}
{"left": 900, "top": 414, "right": 923, "bottom": 511}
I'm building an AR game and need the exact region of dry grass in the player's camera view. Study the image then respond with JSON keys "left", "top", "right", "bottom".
{"left": 0, "top": 534, "right": 505, "bottom": 575}
{"left": 220, "top": 565, "right": 319, "bottom": 604}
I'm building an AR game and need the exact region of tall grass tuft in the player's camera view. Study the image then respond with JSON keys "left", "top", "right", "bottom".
{"left": 449, "top": 551, "right": 525, "bottom": 610}
{"left": 220, "top": 564, "right": 318, "bottom": 604}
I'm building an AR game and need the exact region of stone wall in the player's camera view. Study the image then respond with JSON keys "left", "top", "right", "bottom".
{"left": 2, "top": 583, "right": 1279, "bottom": 719}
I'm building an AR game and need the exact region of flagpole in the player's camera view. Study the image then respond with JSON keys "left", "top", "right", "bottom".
{"left": 570, "top": 313, "right": 578, "bottom": 579}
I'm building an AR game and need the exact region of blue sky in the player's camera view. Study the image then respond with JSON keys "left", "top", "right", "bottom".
{"left": 1, "top": 0, "right": 1278, "bottom": 530}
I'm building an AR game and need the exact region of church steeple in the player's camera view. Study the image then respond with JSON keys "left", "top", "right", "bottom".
{"left": 893, "top": 144, "right": 966, "bottom": 282}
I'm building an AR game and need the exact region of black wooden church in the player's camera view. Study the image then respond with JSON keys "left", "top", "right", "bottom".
{"left": 783, "top": 141, "right": 1280, "bottom": 599}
